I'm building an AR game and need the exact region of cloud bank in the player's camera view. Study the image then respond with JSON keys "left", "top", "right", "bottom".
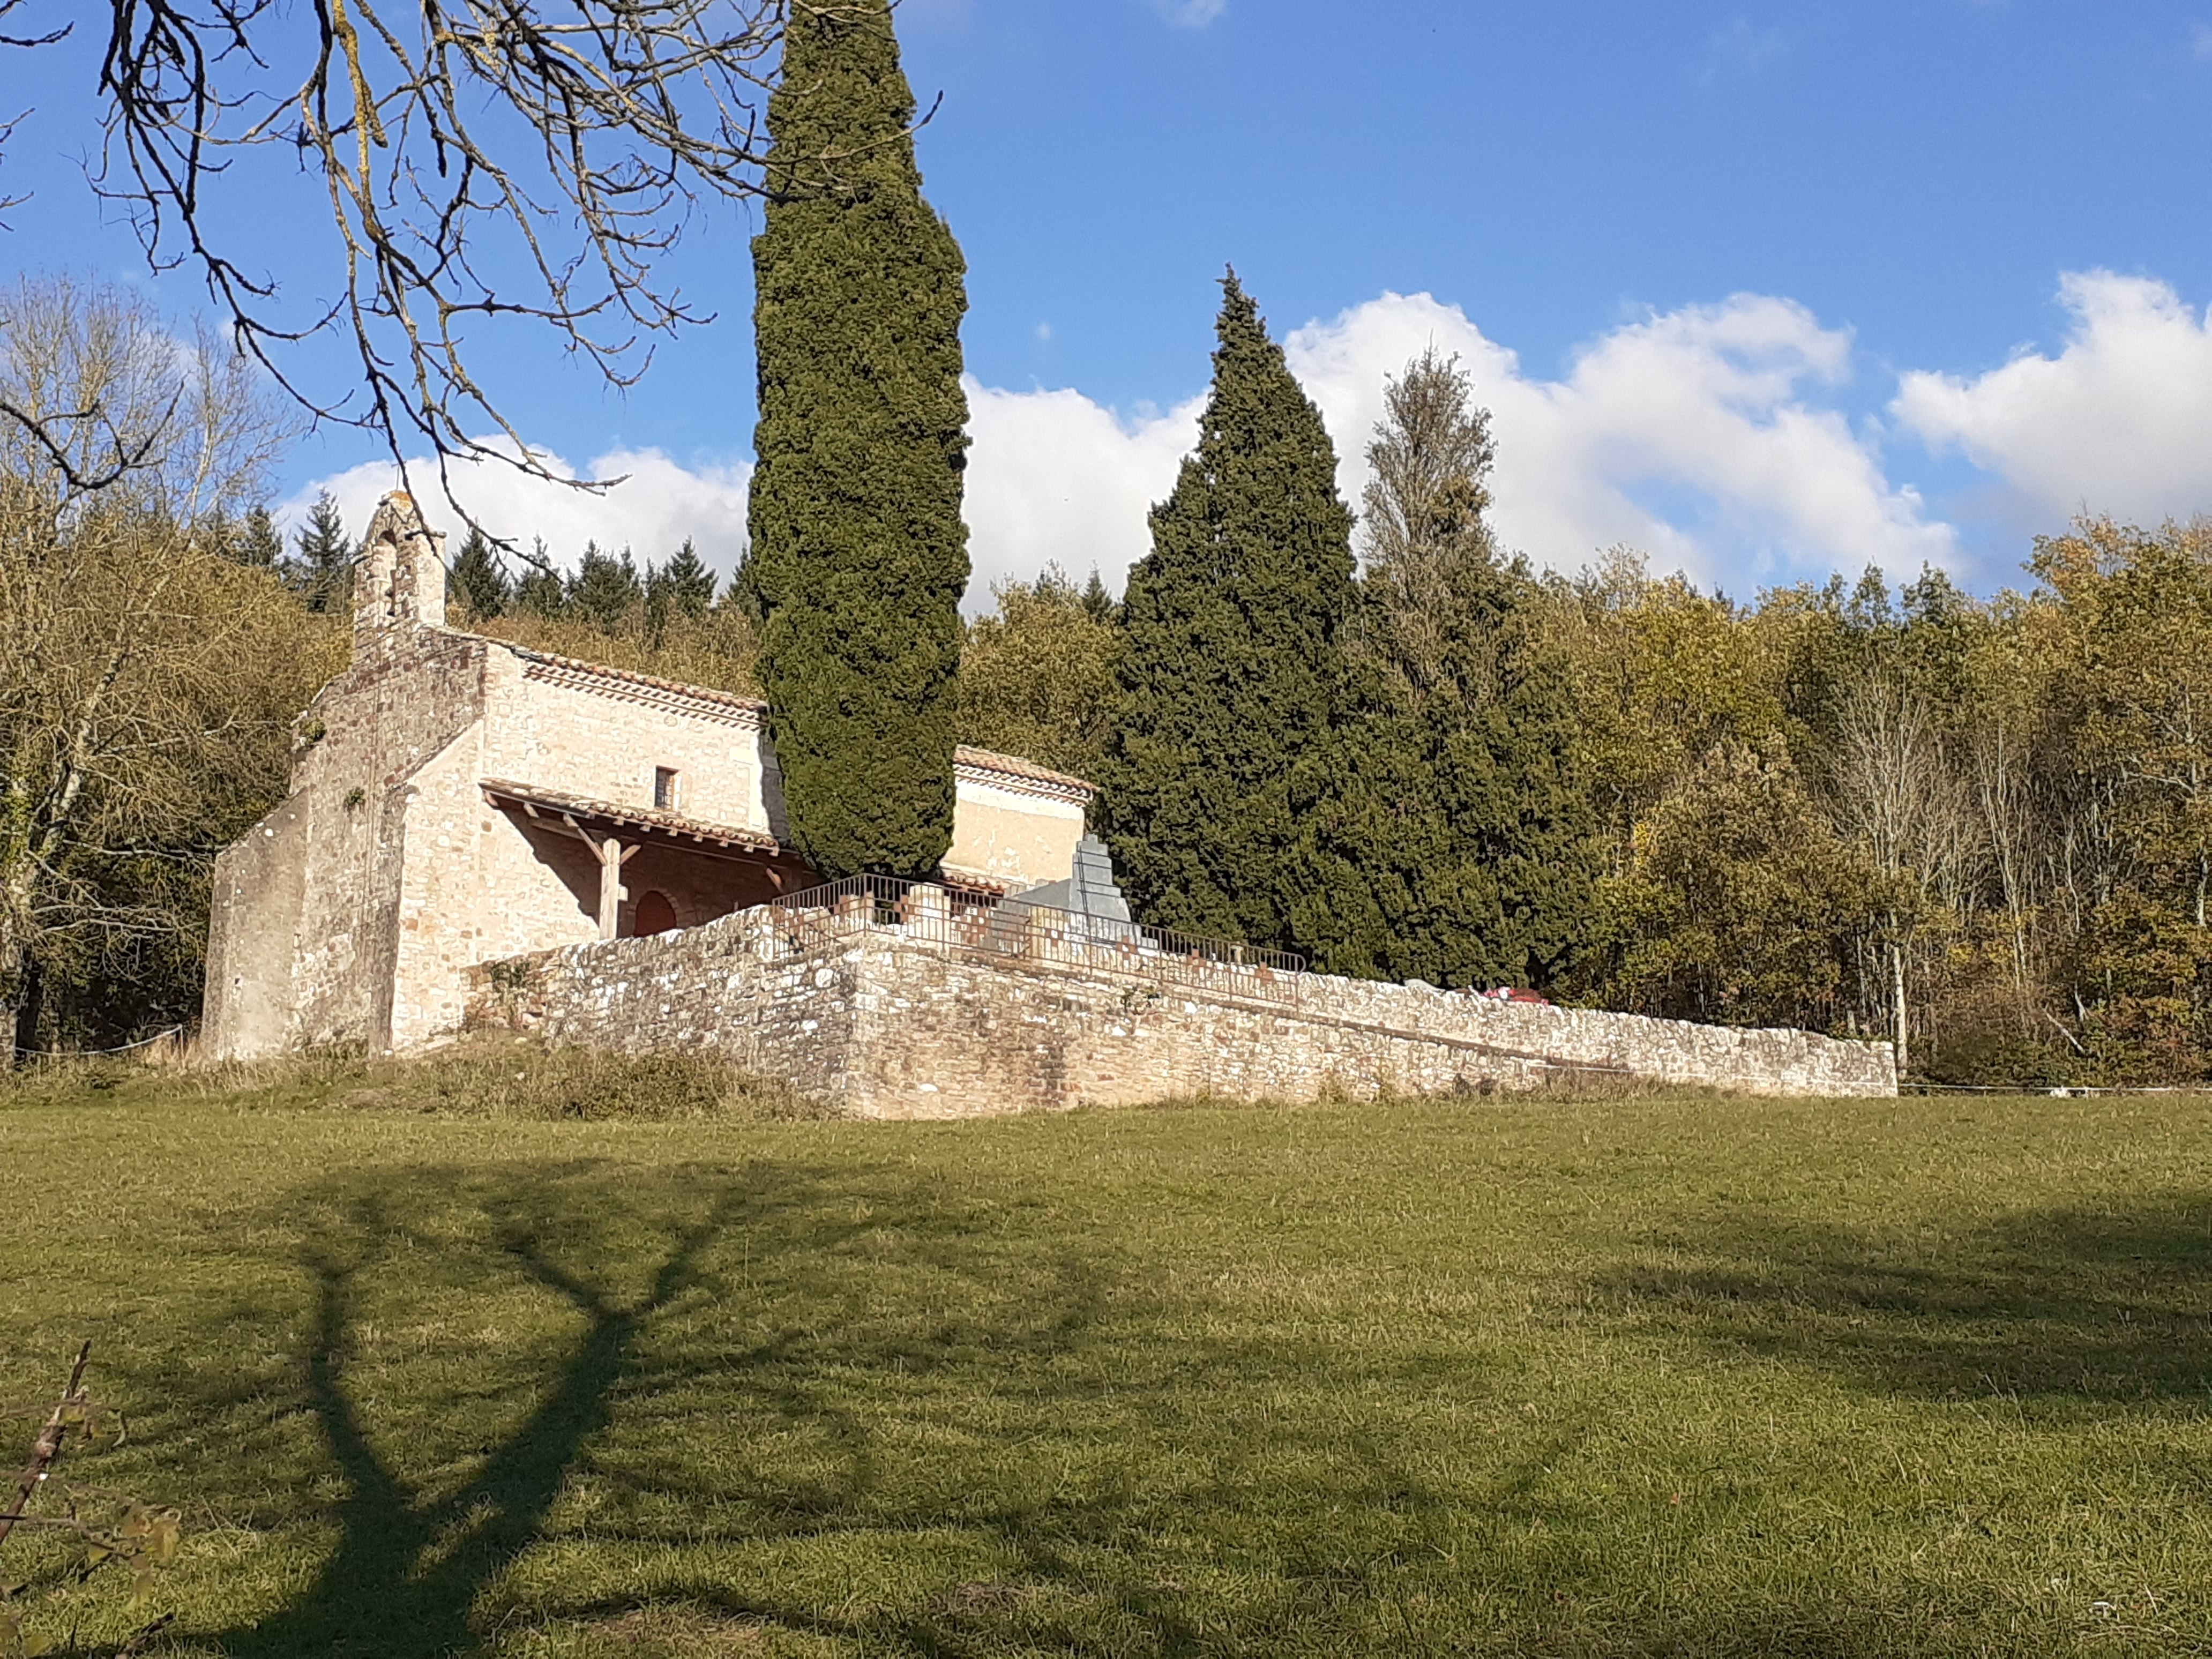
{"left": 963, "top": 289, "right": 1958, "bottom": 596}
{"left": 294, "top": 272, "right": 2212, "bottom": 610}
{"left": 1892, "top": 271, "right": 2212, "bottom": 529}
{"left": 287, "top": 445, "right": 752, "bottom": 577}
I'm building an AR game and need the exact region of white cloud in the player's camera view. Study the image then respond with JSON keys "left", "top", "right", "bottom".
{"left": 323, "top": 281, "right": 2212, "bottom": 613}
{"left": 959, "top": 290, "right": 1957, "bottom": 598}
{"left": 2193, "top": 20, "right": 2212, "bottom": 58}
{"left": 1289, "top": 291, "right": 1956, "bottom": 587}
{"left": 285, "top": 443, "right": 751, "bottom": 576}
{"left": 1699, "top": 18, "right": 1790, "bottom": 83}
{"left": 961, "top": 379, "right": 1201, "bottom": 600}
{"left": 1893, "top": 272, "right": 2212, "bottom": 529}
{"left": 1155, "top": 0, "right": 1225, "bottom": 27}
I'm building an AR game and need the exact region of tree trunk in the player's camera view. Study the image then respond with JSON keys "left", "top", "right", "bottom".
{"left": 1891, "top": 941, "right": 1910, "bottom": 1080}
{"left": 1, "top": 940, "right": 27, "bottom": 1071}
{"left": 12, "top": 951, "right": 42, "bottom": 1064}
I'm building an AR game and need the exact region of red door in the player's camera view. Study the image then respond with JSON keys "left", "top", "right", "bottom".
{"left": 632, "top": 891, "right": 678, "bottom": 937}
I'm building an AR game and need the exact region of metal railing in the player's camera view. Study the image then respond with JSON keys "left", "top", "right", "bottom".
{"left": 767, "top": 875, "right": 1307, "bottom": 1005}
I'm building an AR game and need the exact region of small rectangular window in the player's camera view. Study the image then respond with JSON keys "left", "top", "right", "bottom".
{"left": 654, "top": 767, "right": 679, "bottom": 811}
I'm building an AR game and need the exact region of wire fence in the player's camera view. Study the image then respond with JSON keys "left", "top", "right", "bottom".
{"left": 768, "top": 875, "right": 1309, "bottom": 1005}
{"left": 9, "top": 1024, "right": 186, "bottom": 1059}
{"left": 1901, "top": 1080, "right": 2207, "bottom": 1097}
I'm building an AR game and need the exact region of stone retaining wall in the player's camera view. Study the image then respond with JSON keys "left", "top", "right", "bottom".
{"left": 466, "top": 900, "right": 1896, "bottom": 1115}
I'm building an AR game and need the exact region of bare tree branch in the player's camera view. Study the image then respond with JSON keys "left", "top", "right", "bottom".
{"left": 69, "top": 1, "right": 804, "bottom": 509}
{"left": 0, "top": 1340, "right": 89, "bottom": 1549}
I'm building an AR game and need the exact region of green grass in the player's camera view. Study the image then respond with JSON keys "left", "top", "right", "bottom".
{"left": 5, "top": 1067, "right": 2212, "bottom": 1656}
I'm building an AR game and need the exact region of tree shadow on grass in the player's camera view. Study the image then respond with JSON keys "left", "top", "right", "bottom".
{"left": 174, "top": 1151, "right": 1557, "bottom": 1658}
{"left": 183, "top": 1155, "right": 1149, "bottom": 1658}
{"left": 1601, "top": 1191, "right": 2212, "bottom": 1404}
{"left": 170, "top": 1160, "right": 2206, "bottom": 1658}
{"left": 215, "top": 1172, "right": 751, "bottom": 1659}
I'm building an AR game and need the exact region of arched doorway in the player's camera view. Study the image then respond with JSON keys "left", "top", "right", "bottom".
{"left": 631, "top": 890, "right": 678, "bottom": 937}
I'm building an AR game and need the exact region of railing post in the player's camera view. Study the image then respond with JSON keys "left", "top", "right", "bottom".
{"left": 900, "top": 883, "right": 950, "bottom": 926}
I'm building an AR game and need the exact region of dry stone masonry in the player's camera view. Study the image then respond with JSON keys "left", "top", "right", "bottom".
{"left": 205, "top": 494, "right": 1093, "bottom": 1062}
{"left": 468, "top": 891, "right": 1896, "bottom": 1115}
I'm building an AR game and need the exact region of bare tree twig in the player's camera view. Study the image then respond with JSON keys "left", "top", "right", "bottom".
{"left": 79, "top": 1, "right": 799, "bottom": 509}
{"left": 0, "top": 1340, "right": 91, "bottom": 1549}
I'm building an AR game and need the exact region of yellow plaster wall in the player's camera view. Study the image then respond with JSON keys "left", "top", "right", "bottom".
{"left": 945, "top": 777, "right": 1087, "bottom": 890}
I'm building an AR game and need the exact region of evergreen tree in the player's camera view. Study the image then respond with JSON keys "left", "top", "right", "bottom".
{"left": 1302, "top": 349, "right": 1598, "bottom": 988}
{"left": 745, "top": 0, "right": 970, "bottom": 881}
{"left": 569, "top": 543, "right": 644, "bottom": 633}
{"left": 656, "top": 539, "right": 719, "bottom": 619}
{"left": 293, "top": 490, "right": 353, "bottom": 613}
{"left": 646, "top": 538, "right": 718, "bottom": 642}
{"left": 515, "top": 539, "right": 567, "bottom": 619}
{"left": 238, "top": 504, "right": 283, "bottom": 569}
{"left": 199, "top": 506, "right": 239, "bottom": 563}
{"left": 1101, "top": 273, "right": 1357, "bottom": 952}
{"left": 1080, "top": 567, "right": 1117, "bottom": 625}
{"left": 448, "top": 525, "right": 510, "bottom": 622}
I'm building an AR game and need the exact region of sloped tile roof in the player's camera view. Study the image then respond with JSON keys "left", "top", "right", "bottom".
{"left": 954, "top": 745, "right": 1096, "bottom": 800}
{"left": 502, "top": 645, "right": 768, "bottom": 715}
{"left": 475, "top": 637, "right": 1096, "bottom": 798}
{"left": 479, "top": 778, "right": 781, "bottom": 852}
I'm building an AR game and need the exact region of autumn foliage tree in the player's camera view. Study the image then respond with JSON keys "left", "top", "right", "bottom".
{"left": 958, "top": 566, "right": 1122, "bottom": 783}
{"left": 0, "top": 275, "right": 342, "bottom": 1056}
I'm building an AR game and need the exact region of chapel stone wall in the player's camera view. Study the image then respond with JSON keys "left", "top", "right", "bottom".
{"left": 205, "top": 626, "right": 491, "bottom": 1059}
{"left": 946, "top": 774, "right": 1087, "bottom": 890}
{"left": 471, "top": 905, "right": 1897, "bottom": 1114}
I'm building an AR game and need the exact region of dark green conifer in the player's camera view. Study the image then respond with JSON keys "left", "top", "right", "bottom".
{"left": 652, "top": 540, "right": 718, "bottom": 620}
{"left": 1303, "top": 349, "right": 1597, "bottom": 988}
{"left": 238, "top": 504, "right": 283, "bottom": 569}
{"left": 292, "top": 491, "right": 353, "bottom": 614}
{"left": 449, "top": 526, "right": 510, "bottom": 622}
{"left": 1080, "top": 568, "right": 1117, "bottom": 625}
{"left": 515, "top": 539, "right": 567, "bottom": 619}
{"left": 1101, "top": 273, "right": 1357, "bottom": 952}
{"left": 200, "top": 506, "right": 238, "bottom": 562}
{"left": 745, "top": 0, "right": 969, "bottom": 881}
{"left": 569, "top": 543, "right": 644, "bottom": 633}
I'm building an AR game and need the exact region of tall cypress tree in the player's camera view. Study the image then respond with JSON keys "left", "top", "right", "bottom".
{"left": 1102, "top": 273, "right": 1357, "bottom": 952}
{"left": 746, "top": 0, "right": 969, "bottom": 881}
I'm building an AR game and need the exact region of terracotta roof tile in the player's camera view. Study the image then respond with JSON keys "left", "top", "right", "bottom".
{"left": 480, "top": 778, "right": 781, "bottom": 852}
{"left": 497, "top": 641, "right": 768, "bottom": 713}
{"left": 954, "top": 745, "right": 1096, "bottom": 798}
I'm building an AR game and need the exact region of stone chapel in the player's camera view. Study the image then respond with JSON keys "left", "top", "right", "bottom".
{"left": 203, "top": 494, "right": 1094, "bottom": 1061}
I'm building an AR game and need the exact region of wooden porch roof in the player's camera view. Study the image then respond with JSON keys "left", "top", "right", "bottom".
{"left": 480, "top": 778, "right": 783, "bottom": 862}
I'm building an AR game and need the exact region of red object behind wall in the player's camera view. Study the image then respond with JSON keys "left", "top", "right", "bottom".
{"left": 632, "top": 891, "right": 678, "bottom": 937}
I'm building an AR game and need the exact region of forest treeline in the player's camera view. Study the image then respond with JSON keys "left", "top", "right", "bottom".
{"left": 8, "top": 275, "right": 2212, "bottom": 1087}
{"left": 972, "top": 519, "right": 2212, "bottom": 1088}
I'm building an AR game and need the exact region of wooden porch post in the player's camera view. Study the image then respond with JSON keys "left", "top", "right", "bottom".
{"left": 590, "top": 835, "right": 642, "bottom": 940}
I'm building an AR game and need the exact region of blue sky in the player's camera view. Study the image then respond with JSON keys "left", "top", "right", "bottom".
{"left": 7, "top": 1, "right": 2212, "bottom": 601}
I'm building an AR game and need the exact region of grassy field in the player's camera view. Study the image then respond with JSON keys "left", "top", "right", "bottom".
{"left": 4, "top": 1065, "right": 2212, "bottom": 1657}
